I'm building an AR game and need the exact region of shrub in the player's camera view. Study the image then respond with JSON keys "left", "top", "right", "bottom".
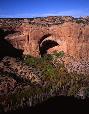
{"left": 23, "top": 55, "right": 37, "bottom": 67}
{"left": 76, "top": 19, "right": 85, "bottom": 24}
{"left": 52, "top": 50, "right": 65, "bottom": 58}
{"left": 42, "top": 54, "right": 53, "bottom": 61}
{"left": 23, "top": 54, "right": 89, "bottom": 98}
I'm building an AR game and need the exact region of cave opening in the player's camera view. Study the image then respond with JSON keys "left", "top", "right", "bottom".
{"left": 39, "top": 40, "right": 59, "bottom": 57}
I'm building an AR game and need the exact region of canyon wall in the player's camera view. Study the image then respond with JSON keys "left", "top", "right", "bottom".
{"left": 4, "top": 19, "right": 89, "bottom": 60}
{"left": 0, "top": 17, "right": 89, "bottom": 74}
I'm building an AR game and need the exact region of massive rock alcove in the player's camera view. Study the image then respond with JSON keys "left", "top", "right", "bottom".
{"left": 0, "top": 18, "right": 89, "bottom": 74}
{"left": 39, "top": 40, "right": 59, "bottom": 57}
{"left": 39, "top": 34, "right": 59, "bottom": 56}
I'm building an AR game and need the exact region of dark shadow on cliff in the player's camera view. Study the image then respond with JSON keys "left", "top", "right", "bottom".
{"left": 0, "top": 29, "right": 16, "bottom": 38}
{"left": 0, "top": 29, "right": 23, "bottom": 59}
{"left": 39, "top": 34, "right": 51, "bottom": 44}
{"left": 8, "top": 96, "right": 89, "bottom": 114}
{"left": 39, "top": 40, "right": 59, "bottom": 57}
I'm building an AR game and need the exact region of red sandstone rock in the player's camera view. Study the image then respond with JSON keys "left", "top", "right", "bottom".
{"left": 0, "top": 17, "right": 89, "bottom": 74}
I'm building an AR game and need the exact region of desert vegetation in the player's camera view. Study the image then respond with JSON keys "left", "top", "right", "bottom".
{"left": 0, "top": 51, "right": 89, "bottom": 112}
{"left": 23, "top": 51, "right": 89, "bottom": 97}
{"left": 0, "top": 16, "right": 89, "bottom": 112}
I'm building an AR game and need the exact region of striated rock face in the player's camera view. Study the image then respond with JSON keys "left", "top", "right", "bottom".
{"left": 0, "top": 17, "right": 89, "bottom": 74}
{"left": 3, "top": 18, "right": 89, "bottom": 60}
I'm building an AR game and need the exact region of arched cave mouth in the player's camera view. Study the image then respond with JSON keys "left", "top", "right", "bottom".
{"left": 0, "top": 29, "right": 23, "bottom": 60}
{"left": 39, "top": 40, "right": 59, "bottom": 57}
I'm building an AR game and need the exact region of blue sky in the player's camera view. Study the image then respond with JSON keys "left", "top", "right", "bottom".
{"left": 0, "top": 0, "right": 89, "bottom": 18}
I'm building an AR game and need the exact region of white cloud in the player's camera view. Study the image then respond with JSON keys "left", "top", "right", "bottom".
{"left": 37, "top": 9, "right": 89, "bottom": 17}
{"left": 0, "top": 9, "right": 89, "bottom": 18}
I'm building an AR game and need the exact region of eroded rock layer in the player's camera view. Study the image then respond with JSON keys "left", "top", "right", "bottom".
{"left": 0, "top": 17, "right": 89, "bottom": 74}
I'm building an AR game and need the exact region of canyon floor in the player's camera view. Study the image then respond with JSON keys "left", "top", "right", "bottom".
{"left": 0, "top": 55, "right": 89, "bottom": 113}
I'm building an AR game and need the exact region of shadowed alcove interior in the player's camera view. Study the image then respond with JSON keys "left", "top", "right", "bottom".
{"left": 39, "top": 34, "right": 59, "bottom": 57}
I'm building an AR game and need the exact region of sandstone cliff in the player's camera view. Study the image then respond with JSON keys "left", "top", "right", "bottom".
{"left": 0, "top": 16, "right": 89, "bottom": 74}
